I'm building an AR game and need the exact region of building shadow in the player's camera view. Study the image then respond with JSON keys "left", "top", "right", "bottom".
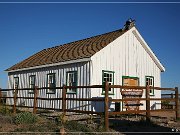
{"left": 107, "top": 118, "right": 175, "bottom": 134}
{"left": 91, "top": 97, "right": 113, "bottom": 112}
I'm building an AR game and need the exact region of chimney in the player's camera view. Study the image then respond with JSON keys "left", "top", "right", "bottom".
{"left": 123, "top": 18, "right": 135, "bottom": 31}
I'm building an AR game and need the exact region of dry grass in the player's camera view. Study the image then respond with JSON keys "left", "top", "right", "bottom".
{"left": 0, "top": 109, "right": 180, "bottom": 134}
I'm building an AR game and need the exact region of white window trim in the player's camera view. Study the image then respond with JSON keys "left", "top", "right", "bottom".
{"left": 102, "top": 70, "right": 114, "bottom": 95}
{"left": 146, "top": 76, "right": 154, "bottom": 95}
{"left": 47, "top": 73, "right": 56, "bottom": 94}
{"left": 66, "top": 71, "right": 77, "bottom": 94}
{"left": 29, "top": 75, "right": 36, "bottom": 93}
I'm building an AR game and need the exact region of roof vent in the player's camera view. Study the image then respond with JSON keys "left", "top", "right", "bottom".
{"left": 123, "top": 18, "right": 135, "bottom": 31}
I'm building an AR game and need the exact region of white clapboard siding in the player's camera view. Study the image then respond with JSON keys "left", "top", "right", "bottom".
{"left": 90, "top": 27, "right": 162, "bottom": 111}
{"left": 7, "top": 61, "right": 91, "bottom": 111}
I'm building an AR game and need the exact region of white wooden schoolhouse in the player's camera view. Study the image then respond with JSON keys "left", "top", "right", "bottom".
{"left": 6, "top": 19, "right": 165, "bottom": 112}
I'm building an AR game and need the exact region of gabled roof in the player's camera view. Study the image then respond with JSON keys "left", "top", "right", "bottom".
{"left": 6, "top": 24, "right": 165, "bottom": 72}
{"left": 6, "top": 28, "right": 126, "bottom": 71}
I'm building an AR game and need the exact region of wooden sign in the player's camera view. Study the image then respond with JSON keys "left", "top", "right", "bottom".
{"left": 121, "top": 89, "right": 143, "bottom": 111}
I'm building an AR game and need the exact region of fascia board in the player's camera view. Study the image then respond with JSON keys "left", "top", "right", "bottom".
{"left": 6, "top": 57, "right": 91, "bottom": 73}
{"left": 132, "top": 28, "right": 165, "bottom": 72}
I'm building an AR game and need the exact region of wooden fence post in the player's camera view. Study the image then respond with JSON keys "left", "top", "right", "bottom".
{"left": 175, "top": 87, "right": 179, "bottom": 119}
{"left": 62, "top": 85, "right": 67, "bottom": 114}
{"left": 146, "top": 86, "right": 150, "bottom": 122}
{"left": 0, "top": 88, "right": 2, "bottom": 103}
{"left": 0, "top": 88, "right": 2, "bottom": 107}
{"left": 13, "top": 87, "right": 18, "bottom": 114}
{"left": 33, "top": 86, "right": 38, "bottom": 114}
{"left": 104, "top": 81, "right": 109, "bottom": 132}
{"left": 171, "top": 93, "right": 174, "bottom": 99}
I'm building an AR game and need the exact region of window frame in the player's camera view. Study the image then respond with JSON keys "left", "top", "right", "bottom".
{"left": 102, "top": 70, "right": 115, "bottom": 95}
{"left": 145, "top": 76, "right": 154, "bottom": 95}
{"left": 13, "top": 77, "right": 19, "bottom": 94}
{"left": 66, "top": 71, "right": 78, "bottom": 94}
{"left": 46, "top": 73, "right": 56, "bottom": 94}
{"left": 28, "top": 75, "right": 36, "bottom": 94}
{"left": 14, "top": 77, "right": 19, "bottom": 89}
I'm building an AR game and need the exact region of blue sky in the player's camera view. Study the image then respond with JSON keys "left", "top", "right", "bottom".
{"left": 0, "top": 1, "right": 180, "bottom": 90}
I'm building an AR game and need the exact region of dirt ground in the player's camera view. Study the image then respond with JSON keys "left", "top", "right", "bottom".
{"left": 0, "top": 111, "right": 180, "bottom": 134}
{"left": 150, "top": 111, "right": 176, "bottom": 119}
{"left": 107, "top": 111, "right": 180, "bottom": 134}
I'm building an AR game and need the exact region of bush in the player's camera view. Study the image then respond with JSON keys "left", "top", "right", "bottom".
{"left": 57, "top": 113, "right": 67, "bottom": 126}
{"left": 162, "top": 100, "right": 170, "bottom": 105}
{"left": 0, "top": 105, "right": 12, "bottom": 115}
{"left": 14, "top": 112, "right": 38, "bottom": 124}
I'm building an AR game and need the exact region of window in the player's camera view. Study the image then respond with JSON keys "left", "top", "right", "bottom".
{"left": 66, "top": 71, "right": 77, "bottom": 94}
{"left": 14, "top": 77, "right": 19, "bottom": 89}
{"left": 47, "top": 73, "right": 56, "bottom": 94}
{"left": 145, "top": 76, "right": 154, "bottom": 95}
{"left": 102, "top": 70, "right": 114, "bottom": 95}
{"left": 29, "top": 75, "right": 36, "bottom": 93}
{"left": 14, "top": 77, "right": 19, "bottom": 93}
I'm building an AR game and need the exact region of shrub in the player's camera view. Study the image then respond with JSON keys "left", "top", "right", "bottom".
{"left": 162, "top": 100, "right": 170, "bottom": 105}
{"left": 0, "top": 105, "right": 12, "bottom": 115}
{"left": 57, "top": 113, "right": 67, "bottom": 126}
{"left": 14, "top": 112, "right": 38, "bottom": 124}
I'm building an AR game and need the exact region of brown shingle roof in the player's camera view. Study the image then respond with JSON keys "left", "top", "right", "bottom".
{"left": 6, "top": 28, "right": 126, "bottom": 71}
